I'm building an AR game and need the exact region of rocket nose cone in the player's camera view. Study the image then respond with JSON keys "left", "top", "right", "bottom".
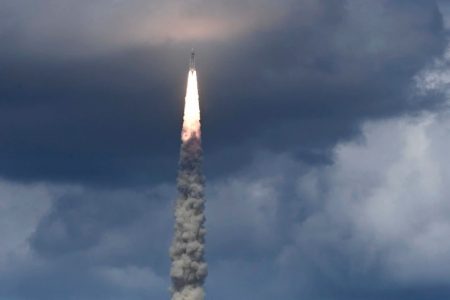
{"left": 189, "top": 50, "right": 195, "bottom": 70}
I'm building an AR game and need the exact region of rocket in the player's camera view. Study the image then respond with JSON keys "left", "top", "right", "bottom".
{"left": 190, "top": 48, "right": 195, "bottom": 71}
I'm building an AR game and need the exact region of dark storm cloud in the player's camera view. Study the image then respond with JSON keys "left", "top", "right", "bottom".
{"left": 202, "top": 0, "right": 445, "bottom": 152}
{"left": 0, "top": 47, "right": 187, "bottom": 184}
{"left": 0, "top": 0, "right": 446, "bottom": 185}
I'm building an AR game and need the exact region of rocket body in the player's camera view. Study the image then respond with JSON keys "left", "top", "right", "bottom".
{"left": 190, "top": 49, "right": 195, "bottom": 71}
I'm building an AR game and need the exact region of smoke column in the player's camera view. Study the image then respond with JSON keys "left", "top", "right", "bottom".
{"left": 170, "top": 64, "right": 207, "bottom": 300}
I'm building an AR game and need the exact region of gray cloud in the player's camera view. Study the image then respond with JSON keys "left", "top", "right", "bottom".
{"left": 2, "top": 109, "right": 450, "bottom": 299}
{"left": 0, "top": 184, "right": 173, "bottom": 300}
{"left": 279, "top": 112, "right": 450, "bottom": 297}
{"left": 0, "top": 0, "right": 446, "bottom": 184}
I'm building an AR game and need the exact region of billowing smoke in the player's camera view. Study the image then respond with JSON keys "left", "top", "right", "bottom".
{"left": 170, "top": 67, "right": 207, "bottom": 300}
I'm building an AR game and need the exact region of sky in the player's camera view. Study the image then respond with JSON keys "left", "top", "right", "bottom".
{"left": 1, "top": 0, "right": 450, "bottom": 299}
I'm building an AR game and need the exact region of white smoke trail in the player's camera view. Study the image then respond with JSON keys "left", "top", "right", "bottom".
{"left": 170, "top": 69, "right": 207, "bottom": 300}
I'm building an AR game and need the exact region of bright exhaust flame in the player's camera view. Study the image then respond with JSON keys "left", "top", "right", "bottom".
{"left": 182, "top": 70, "right": 201, "bottom": 141}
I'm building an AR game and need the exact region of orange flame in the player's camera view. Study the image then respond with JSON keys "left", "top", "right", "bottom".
{"left": 182, "top": 70, "right": 201, "bottom": 141}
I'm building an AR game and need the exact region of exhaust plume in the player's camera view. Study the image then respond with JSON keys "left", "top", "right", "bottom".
{"left": 181, "top": 71, "right": 201, "bottom": 142}
{"left": 170, "top": 66, "right": 207, "bottom": 300}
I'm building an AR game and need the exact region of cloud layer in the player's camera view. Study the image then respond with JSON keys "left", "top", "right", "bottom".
{"left": 3, "top": 109, "right": 450, "bottom": 299}
{"left": 0, "top": 0, "right": 446, "bottom": 184}
{"left": 1, "top": 0, "right": 450, "bottom": 299}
